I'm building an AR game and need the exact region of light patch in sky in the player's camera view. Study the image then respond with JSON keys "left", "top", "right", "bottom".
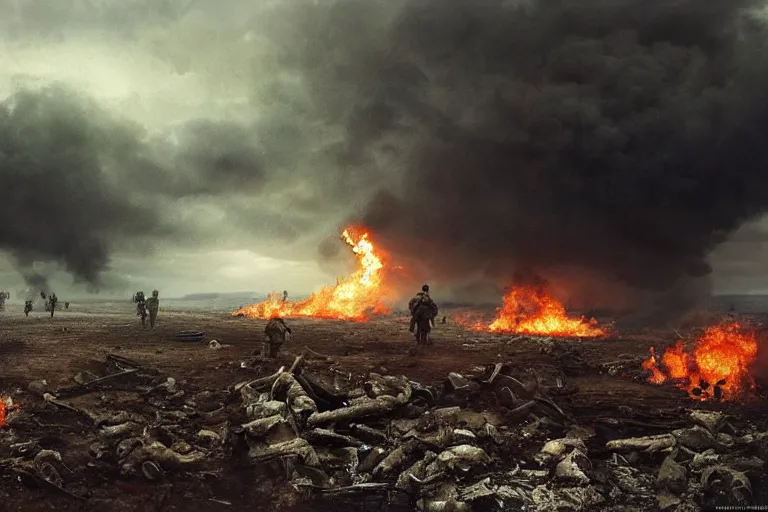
{"left": 0, "top": 22, "right": 333, "bottom": 295}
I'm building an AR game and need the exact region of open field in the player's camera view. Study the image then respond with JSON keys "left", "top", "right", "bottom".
{"left": 1, "top": 302, "right": 767, "bottom": 511}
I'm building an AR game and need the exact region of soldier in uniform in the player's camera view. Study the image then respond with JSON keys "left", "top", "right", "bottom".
{"left": 147, "top": 290, "right": 160, "bottom": 329}
{"left": 48, "top": 293, "right": 58, "bottom": 318}
{"left": 264, "top": 317, "right": 292, "bottom": 358}
{"left": 409, "top": 284, "right": 433, "bottom": 332}
{"left": 408, "top": 284, "right": 439, "bottom": 343}
{"left": 133, "top": 291, "right": 148, "bottom": 328}
{"left": 24, "top": 300, "right": 33, "bottom": 316}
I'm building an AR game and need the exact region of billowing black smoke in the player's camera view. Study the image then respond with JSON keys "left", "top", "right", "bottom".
{"left": 20, "top": 271, "right": 49, "bottom": 296}
{"left": 0, "top": 87, "right": 167, "bottom": 286}
{"left": 274, "top": 0, "right": 768, "bottom": 309}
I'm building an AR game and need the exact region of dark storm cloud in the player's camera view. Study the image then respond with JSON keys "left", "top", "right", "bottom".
{"left": 0, "top": 86, "right": 169, "bottom": 284}
{"left": 0, "top": 85, "right": 286, "bottom": 287}
{"left": 7, "top": 0, "right": 768, "bottom": 304}
{"left": 150, "top": 120, "right": 268, "bottom": 197}
{"left": 258, "top": 0, "right": 768, "bottom": 304}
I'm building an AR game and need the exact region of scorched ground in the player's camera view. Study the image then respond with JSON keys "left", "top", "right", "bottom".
{"left": 0, "top": 303, "right": 767, "bottom": 511}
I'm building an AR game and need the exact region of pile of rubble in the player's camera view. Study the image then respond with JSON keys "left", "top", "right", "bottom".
{"left": 1, "top": 355, "right": 766, "bottom": 511}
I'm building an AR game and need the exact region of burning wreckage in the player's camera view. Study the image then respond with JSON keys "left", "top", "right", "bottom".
{"left": 1, "top": 346, "right": 767, "bottom": 511}
{"left": 2, "top": 227, "right": 767, "bottom": 510}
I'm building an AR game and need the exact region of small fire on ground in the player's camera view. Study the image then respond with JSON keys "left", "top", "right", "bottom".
{"left": 232, "top": 228, "right": 390, "bottom": 321}
{"left": 642, "top": 321, "right": 758, "bottom": 401}
{"left": 0, "top": 397, "right": 19, "bottom": 427}
{"left": 459, "top": 286, "right": 605, "bottom": 338}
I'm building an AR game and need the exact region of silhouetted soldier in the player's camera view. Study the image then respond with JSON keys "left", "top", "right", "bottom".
{"left": 282, "top": 290, "right": 288, "bottom": 303}
{"left": 48, "top": 293, "right": 58, "bottom": 318}
{"left": 0, "top": 291, "right": 8, "bottom": 311}
{"left": 64, "top": 302, "right": 69, "bottom": 310}
{"left": 408, "top": 284, "right": 439, "bottom": 345}
{"left": 409, "top": 284, "right": 435, "bottom": 333}
{"left": 264, "top": 317, "right": 292, "bottom": 358}
{"left": 134, "top": 291, "right": 148, "bottom": 328}
{"left": 147, "top": 290, "right": 160, "bottom": 329}
{"left": 24, "top": 300, "right": 33, "bottom": 316}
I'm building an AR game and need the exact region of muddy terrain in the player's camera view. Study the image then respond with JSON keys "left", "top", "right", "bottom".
{"left": 0, "top": 304, "right": 766, "bottom": 511}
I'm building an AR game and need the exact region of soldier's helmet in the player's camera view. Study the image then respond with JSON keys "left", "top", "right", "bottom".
{"left": 152, "top": 290, "right": 159, "bottom": 297}
{"left": 422, "top": 284, "right": 429, "bottom": 292}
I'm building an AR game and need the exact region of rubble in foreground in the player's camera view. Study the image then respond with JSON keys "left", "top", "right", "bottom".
{"left": 1, "top": 352, "right": 766, "bottom": 511}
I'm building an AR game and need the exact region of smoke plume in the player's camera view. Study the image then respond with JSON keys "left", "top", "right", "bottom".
{"left": 0, "top": 87, "right": 172, "bottom": 286}
{"left": 258, "top": 0, "right": 768, "bottom": 309}
{"left": 5, "top": 0, "right": 768, "bottom": 308}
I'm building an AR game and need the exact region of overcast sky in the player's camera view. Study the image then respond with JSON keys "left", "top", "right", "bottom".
{"left": 1, "top": 0, "right": 768, "bottom": 304}
{"left": 0, "top": 0, "right": 354, "bottom": 298}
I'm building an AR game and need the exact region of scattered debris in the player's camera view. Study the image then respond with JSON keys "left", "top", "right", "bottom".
{"left": 1, "top": 357, "right": 766, "bottom": 511}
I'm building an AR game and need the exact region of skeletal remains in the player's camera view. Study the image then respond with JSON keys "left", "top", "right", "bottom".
{"left": 1, "top": 355, "right": 766, "bottom": 511}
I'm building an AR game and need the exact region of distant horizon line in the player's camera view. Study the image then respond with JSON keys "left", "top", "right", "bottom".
{"left": 3, "top": 291, "right": 765, "bottom": 303}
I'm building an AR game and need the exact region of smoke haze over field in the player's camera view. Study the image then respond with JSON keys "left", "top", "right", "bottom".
{"left": 1, "top": 0, "right": 768, "bottom": 309}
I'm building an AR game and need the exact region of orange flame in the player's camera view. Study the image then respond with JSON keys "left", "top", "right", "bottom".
{"left": 232, "top": 228, "right": 390, "bottom": 321}
{"left": 0, "top": 398, "right": 19, "bottom": 427}
{"left": 641, "top": 322, "right": 758, "bottom": 401}
{"left": 489, "top": 286, "right": 604, "bottom": 337}
{"left": 457, "top": 286, "right": 605, "bottom": 337}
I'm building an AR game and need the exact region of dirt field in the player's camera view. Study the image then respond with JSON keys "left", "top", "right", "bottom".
{"left": 1, "top": 303, "right": 766, "bottom": 511}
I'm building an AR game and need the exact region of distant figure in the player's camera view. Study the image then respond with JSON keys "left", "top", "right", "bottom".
{"left": 64, "top": 302, "right": 69, "bottom": 310}
{"left": 408, "top": 284, "right": 439, "bottom": 344}
{"left": 147, "top": 290, "right": 160, "bottom": 329}
{"left": 0, "top": 291, "right": 8, "bottom": 311}
{"left": 133, "top": 291, "right": 148, "bottom": 328}
{"left": 282, "top": 290, "right": 288, "bottom": 303}
{"left": 48, "top": 293, "right": 58, "bottom": 318}
{"left": 264, "top": 317, "right": 292, "bottom": 358}
{"left": 24, "top": 300, "right": 33, "bottom": 316}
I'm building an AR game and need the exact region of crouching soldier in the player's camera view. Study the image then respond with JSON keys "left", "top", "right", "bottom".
{"left": 263, "top": 317, "right": 292, "bottom": 358}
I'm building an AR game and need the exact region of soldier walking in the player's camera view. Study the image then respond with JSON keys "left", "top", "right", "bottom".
{"left": 147, "top": 290, "right": 160, "bottom": 329}
{"left": 24, "top": 300, "right": 33, "bottom": 316}
{"left": 48, "top": 293, "right": 58, "bottom": 318}
{"left": 408, "top": 284, "right": 439, "bottom": 345}
{"left": 134, "top": 291, "right": 148, "bottom": 328}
